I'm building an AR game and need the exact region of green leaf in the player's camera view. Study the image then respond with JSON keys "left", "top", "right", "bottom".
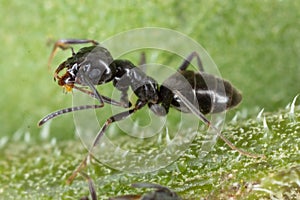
{"left": 1, "top": 103, "right": 299, "bottom": 199}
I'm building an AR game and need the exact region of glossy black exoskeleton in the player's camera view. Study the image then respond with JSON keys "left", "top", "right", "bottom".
{"left": 39, "top": 39, "right": 241, "bottom": 126}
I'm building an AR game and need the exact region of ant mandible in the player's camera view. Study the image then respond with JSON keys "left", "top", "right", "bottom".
{"left": 39, "top": 39, "right": 264, "bottom": 184}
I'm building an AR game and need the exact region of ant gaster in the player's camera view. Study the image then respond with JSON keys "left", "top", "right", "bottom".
{"left": 39, "top": 39, "right": 264, "bottom": 185}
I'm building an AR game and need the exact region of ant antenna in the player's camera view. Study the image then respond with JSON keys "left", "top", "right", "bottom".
{"left": 38, "top": 105, "right": 103, "bottom": 126}
{"left": 47, "top": 39, "right": 99, "bottom": 69}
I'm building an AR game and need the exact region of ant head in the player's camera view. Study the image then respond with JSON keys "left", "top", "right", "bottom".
{"left": 54, "top": 45, "right": 116, "bottom": 91}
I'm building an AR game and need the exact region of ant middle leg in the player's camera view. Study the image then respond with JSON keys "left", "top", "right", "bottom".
{"left": 178, "top": 51, "right": 204, "bottom": 72}
{"left": 67, "top": 100, "right": 147, "bottom": 184}
{"left": 119, "top": 88, "right": 132, "bottom": 108}
{"left": 90, "top": 99, "right": 147, "bottom": 152}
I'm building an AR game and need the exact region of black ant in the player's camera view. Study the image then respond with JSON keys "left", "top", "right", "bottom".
{"left": 39, "top": 39, "right": 265, "bottom": 192}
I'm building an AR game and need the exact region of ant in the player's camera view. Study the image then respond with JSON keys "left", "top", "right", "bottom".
{"left": 39, "top": 39, "right": 265, "bottom": 191}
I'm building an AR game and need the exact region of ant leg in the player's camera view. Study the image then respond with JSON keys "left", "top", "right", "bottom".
{"left": 90, "top": 99, "right": 147, "bottom": 150}
{"left": 73, "top": 86, "right": 125, "bottom": 107}
{"left": 72, "top": 67, "right": 131, "bottom": 114}
{"left": 173, "top": 90, "right": 265, "bottom": 159}
{"left": 178, "top": 51, "right": 204, "bottom": 72}
{"left": 80, "top": 172, "right": 97, "bottom": 200}
{"left": 112, "top": 76, "right": 133, "bottom": 108}
{"left": 48, "top": 39, "right": 99, "bottom": 67}
{"left": 138, "top": 52, "right": 146, "bottom": 66}
{"left": 67, "top": 100, "right": 147, "bottom": 184}
{"left": 138, "top": 52, "right": 147, "bottom": 74}
{"left": 119, "top": 88, "right": 132, "bottom": 108}
{"left": 113, "top": 82, "right": 132, "bottom": 108}
{"left": 78, "top": 71, "right": 105, "bottom": 106}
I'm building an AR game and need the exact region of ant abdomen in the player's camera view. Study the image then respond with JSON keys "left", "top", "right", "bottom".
{"left": 162, "top": 70, "right": 242, "bottom": 115}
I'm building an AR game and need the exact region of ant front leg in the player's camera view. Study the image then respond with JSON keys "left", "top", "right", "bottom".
{"left": 178, "top": 51, "right": 204, "bottom": 72}
{"left": 73, "top": 86, "right": 125, "bottom": 107}
{"left": 78, "top": 70, "right": 105, "bottom": 106}
{"left": 67, "top": 100, "right": 147, "bottom": 184}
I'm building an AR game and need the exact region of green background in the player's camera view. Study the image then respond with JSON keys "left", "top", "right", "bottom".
{"left": 1, "top": 0, "right": 299, "bottom": 199}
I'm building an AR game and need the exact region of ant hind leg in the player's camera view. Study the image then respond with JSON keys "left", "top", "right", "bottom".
{"left": 138, "top": 52, "right": 146, "bottom": 67}
{"left": 178, "top": 51, "right": 204, "bottom": 72}
{"left": 173, "top": 90, "right": 265, "bottom": 159}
